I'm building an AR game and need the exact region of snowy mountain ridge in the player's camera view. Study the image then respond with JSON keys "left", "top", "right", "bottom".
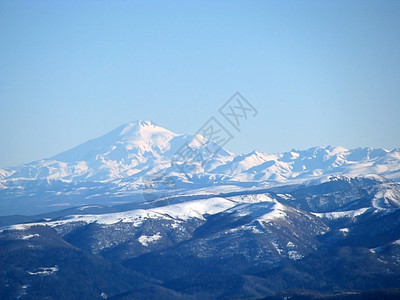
{"left": 1, "top": 120, "right": 400, "bottom": 215}
{"left": 2, "top": 120, "right": 399, "bottom": 183}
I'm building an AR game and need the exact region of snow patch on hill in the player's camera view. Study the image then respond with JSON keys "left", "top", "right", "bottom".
{"left": 138, "top": 233, "right": 162, "bottom": 246}
{"left": 312, "top": 207, "right": 370, "bottom": 220}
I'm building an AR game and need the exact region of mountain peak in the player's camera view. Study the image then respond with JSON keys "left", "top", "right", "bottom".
{"left": 116, "top": 120, "right": 177, "bottom": 142}
{"left": 127, "top": 120, "right": 158, "bottom": 128}
{"left": 120, "top": 120, "right": 163, "bottom": 133}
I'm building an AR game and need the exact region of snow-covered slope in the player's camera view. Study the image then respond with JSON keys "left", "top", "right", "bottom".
{"left": 0, "top": 193, "right": 328, "bottom": 264}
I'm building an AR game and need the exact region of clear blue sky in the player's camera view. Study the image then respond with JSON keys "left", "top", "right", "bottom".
{"left": 1, "top": 0, "right": 399, "bottom": 168}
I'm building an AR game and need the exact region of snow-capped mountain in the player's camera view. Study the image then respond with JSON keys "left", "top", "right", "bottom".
{"left": 1, "top": 120, "right": 400, "bottom": 215}
{"left": 2, "top": 120, "right": 233, "bottom": 183}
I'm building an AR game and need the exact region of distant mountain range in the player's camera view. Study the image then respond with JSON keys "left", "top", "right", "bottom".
{"left": 1, "top": 120, "right": 399, "bottom": 215}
